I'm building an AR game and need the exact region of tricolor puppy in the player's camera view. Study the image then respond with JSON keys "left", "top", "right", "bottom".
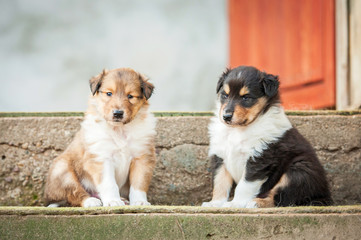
{"left": 44, "top": 68, "right": 156, "bottom": 207}
{"left": 202, "top": 66, "right": 332, "bottom": 208}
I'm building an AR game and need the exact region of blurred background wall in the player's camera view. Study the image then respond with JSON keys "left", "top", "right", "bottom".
{"left": 1, "top": 0, "right": 360, "bottom": 112}
{"left": 0, "top": 0, "right": 227, "bottom": 112}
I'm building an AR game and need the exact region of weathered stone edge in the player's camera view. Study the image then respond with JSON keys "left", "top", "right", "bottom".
{"left": 1, "top": 205, "right": 360, "bottom": 216}
{"left": 1, "top": 110, "right": 361, "bottom": 118}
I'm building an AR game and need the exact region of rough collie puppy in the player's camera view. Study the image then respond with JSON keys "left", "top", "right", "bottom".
{"left": 202, "top": 66, "right": 332, "bottom": 208}
{"left": 44, "top": 68, "right": 156, "bottom": 207}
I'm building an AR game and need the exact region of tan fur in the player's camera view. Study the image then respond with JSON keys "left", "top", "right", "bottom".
{"left": 44, "top": 68, "right": 155, "bottom": 207}
{"left": 129, "top": 149, "right": 156, "bottom": 193}
{"left": 239, "top": 86, "right": 249, "bottom": 96}
{"left": 44, "top": 131, "right": 94, "bottom": 206}
{"left": 232, "top": 97, "right": 267, "bottom": 126}
{"left": 253, "top": 174, "right": 289, "bottom": 208}
{"left": 223, "top": 84, "right": 230, "bottom": 95}
{"left": 211, "top": 165, "right": 233, "bottom": 201}
{"left": 90, "top": 69, "right": 149, "bottom": 125}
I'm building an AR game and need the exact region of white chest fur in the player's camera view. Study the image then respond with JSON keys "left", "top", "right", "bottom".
{"left": 208, "top": 106, "right": 292, "bottom": 183}
{"left": 82, "top": 111, "right": 156, "bottom": 188}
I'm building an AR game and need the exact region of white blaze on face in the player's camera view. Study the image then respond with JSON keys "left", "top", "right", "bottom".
{"left": 237, "top": 71, "right": 242, "bottom": 79}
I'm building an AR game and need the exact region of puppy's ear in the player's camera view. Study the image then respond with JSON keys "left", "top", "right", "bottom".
{"left": 217, "top": 68, "right": 230, "bottom": 93}
{"left": 262, "top": 73, "right": 279, "bottom": 98}
{"left": 139, "top": 73, "right": 154, "bottom": 100}
{"left": 89, "top": 69, "right": 108, "bottom": 95}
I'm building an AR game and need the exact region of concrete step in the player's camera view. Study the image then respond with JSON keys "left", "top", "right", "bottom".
{"left": 1, "top": 111, "right": 361, "bottom": 206}
{"left": 1, "top": 205, "right": 360, "bottom": 240}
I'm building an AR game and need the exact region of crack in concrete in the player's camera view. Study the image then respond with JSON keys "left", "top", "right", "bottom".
{"left": 0, "top": 142, "right": 63, "bottom": 154}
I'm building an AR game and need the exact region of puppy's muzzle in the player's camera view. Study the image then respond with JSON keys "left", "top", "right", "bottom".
{"left": 222, "top": 111, "right": 233, "bottom": 123}
{"left": 113, "top": 110, "right": 124, "bottom": 120}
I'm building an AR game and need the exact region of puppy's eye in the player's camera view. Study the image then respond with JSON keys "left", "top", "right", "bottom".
{"left": 127, "top": 94, "right": 134, "bottom": 99}
{"left": 242, "top": 96, "right": 252, "bottom": 101}
{"left": 221, "top": 93, "right": 229, "bottom": 100}
{"left": 106, "top": 92, "right": 112, "bottom": 97}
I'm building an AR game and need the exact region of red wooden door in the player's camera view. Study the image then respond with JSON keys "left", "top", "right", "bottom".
{"left": 229, "top": 0, "right": 335, "bottom": 110}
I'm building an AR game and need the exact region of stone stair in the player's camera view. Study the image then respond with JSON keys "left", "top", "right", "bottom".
{"left": 1, "top": 111, "right": 360, "bottom": 206}
{"left": 1, "top": 205, "right": 360, "bottom": 239}
{"left": 0, "top": 111, "right": 360, "bottom": 239}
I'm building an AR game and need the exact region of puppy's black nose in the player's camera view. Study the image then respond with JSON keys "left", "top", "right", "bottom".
{"left": 223, "top": 113, "right": 233, "bottom": 122}
{"left": 113, "top": 110, "right": 124, "bottom": 119}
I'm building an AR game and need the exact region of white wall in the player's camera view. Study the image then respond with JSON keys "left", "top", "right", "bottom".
{"left": 0, "top": 0, "right": 228, "bottom": 112}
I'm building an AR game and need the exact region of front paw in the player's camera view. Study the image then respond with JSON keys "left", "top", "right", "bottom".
{"left": 201, "top": 200, "right": 226, "bottom": 207}
{"left": 82, "top": 197, "right": 103, "bottom": 207}
{"left": 130, "top": 200, "right": 151, "bottom": 206}
{"left": 222, "top": 200, "right": 258, "bottom": 208}
{"left": 245, "top": 200, "right": 258, "bottom": 208}
{"left": 102, "top": 198, "right": 126, "bottom": 207}
{"left": 129, "top": 187, "right": 150, "bottom": 206}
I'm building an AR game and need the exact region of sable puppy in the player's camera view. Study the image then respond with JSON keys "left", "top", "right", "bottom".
{"left": 44, "top": 68, "right": 156, "bottom": 207}
{"left": 202, "top": 66, "right": 332, "bottom": 208}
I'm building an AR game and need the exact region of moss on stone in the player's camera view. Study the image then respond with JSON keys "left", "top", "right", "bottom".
{"left": 1, "top": 205, "right": 360, "bottom": 216}
{"left": 1, "top": 212, "right": 360, "bottom": 240}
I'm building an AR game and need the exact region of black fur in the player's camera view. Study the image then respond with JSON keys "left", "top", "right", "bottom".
{"left": 246, "top": 128, "right": 332, "bottom": 206}
{"left": 261, "top": 73, "right": 279, "bottom": 98}
{"left": 210, "top": 155, "right": 224, "bottom": 181}
{"left": 138, "top": 73, "right": 154, "bottom": 100}
{"left": 89, "top": 69, "right": 107, "bottom": 95}
{"left": 261, "top": 72, "right": 281, "bottom": 113}
{"left": 211, "top": 65, "right": 332, "bottom": 207}
{"left": 218, "top": 66, "right": 281, "bottom": 115}
{"left": 141, "top": 80, "right": 154, "bottom": 100}
{"left": 217, "top": 68, "right": 231, "bottom": 93}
